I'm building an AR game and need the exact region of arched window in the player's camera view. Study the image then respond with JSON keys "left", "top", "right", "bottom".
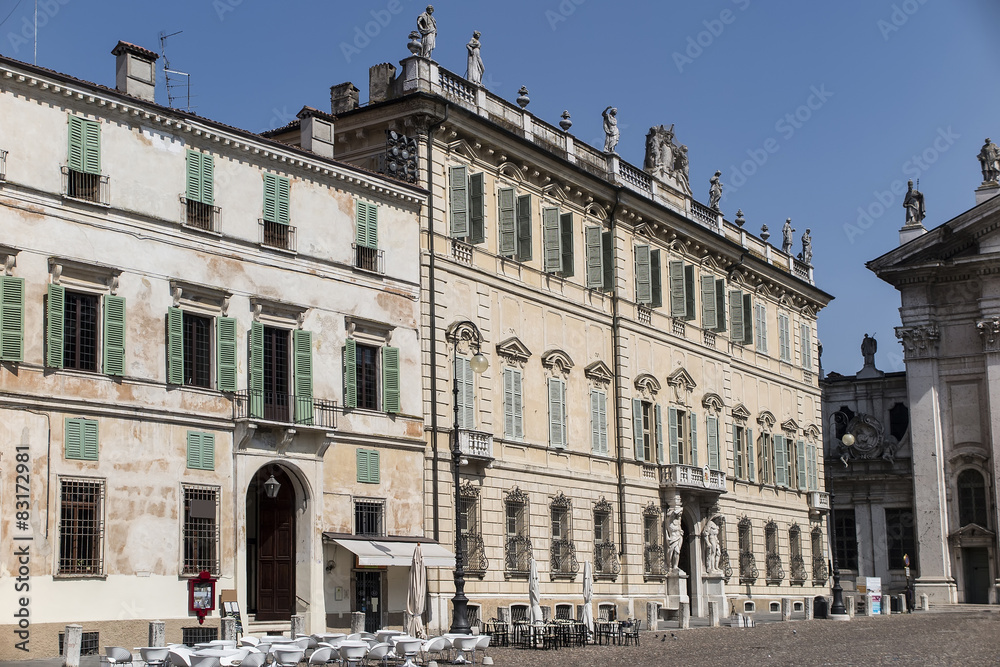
{"left": 958, "top": 470, "right": 988, "bottom": 527}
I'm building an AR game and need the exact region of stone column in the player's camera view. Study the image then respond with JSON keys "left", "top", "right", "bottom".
{"left": 148, "top": 620, "right": 165, "bottom": 647}
{"left": 679, "top": 602, "right": 690, "bottom": 629}
{"left": 780, "top": 598, "right": 792, "bottom": 622}
{"left": 351, "top": 611, "right": 365, "bottom": 633}
{"left": 707, "top": 601, "right": 720, "bottom": 627}
{"left": 63, "top": 624, "right": 82, "bottom": 667}
{"left": 221, "top": 617, "right": 236, "bottom": 642}
{"left": 291, "top": 614, "right": 305, "bottom": 637}
{"left": 897, "top": 324, "right": 957, "bottom": 603}
{"left": 646, "top": 602, "right": 659, "bottom": 632}
{"left": 978, "top": 318, "right": 1000, "bottom": 602}
{"left": 803, "top": 597, "right": 813, "bottom": 620}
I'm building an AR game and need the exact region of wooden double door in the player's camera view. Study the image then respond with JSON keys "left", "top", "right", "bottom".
{"left": 252, "top": 468, "right": 295, "bottom": 621}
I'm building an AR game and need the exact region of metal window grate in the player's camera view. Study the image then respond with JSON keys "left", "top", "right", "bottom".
{"left": 183, "top": 485, "right": 220, "bottom": 575}
{"left": 183, "top": 198, "right": 221, "bottom": 233}
{"left": 183, "top": 312, "right": 212, "bottom": 388}
{"left": 353, "top": 243, "right": 385, "bottom": 274}
{"left": 259, "top": 219, "right": 296, "bottom": 252}
{"left": 62, "top": 167, "right": 109, "bottom": 205}
{"left": 182, "top": 626, "right": 218, "bottom": 645}
{"left": 64, "top": 291, "right": 99, "bottom": 371}
{"left": 355, "top": 343, "right": 379, "bottom": 410}
{"left": 58, "top": 478, "right": 105, "bottom": 575}
{"left": 354, "top": 499, "right": 385, "bottom": 537}
{"left": 59, "top": 630, "right": 99, "bottom": 655}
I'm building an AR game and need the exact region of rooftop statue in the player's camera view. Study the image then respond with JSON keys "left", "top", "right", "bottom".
{"left": 801, "top": 228, "right": 812, "bottom": 265}
{"left": 781, "top": 218, "right": 795, "bottom": 255}
{"left": 416, "top": 5, "right": 436, "bottom": 59}
{"left": 465, "top": 31, "right": 483, "bottom": 86}
{"left": 709, "top": 171, "right": 723, "bottom": 210}
{"left": 902, "top": 179, "right": 926, "bottom": 225}
{"left": 979, "top": 137, "right": 1000, "bottom": 183}
{"left": 602, "top": 106, "right": 619, "bottom": 154}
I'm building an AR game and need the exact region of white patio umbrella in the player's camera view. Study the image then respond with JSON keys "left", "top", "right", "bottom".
{"left": 528, "top": 557, "right": 543, "bottom": 623}
{"left": 582, "top": 561, "right": 594, "bottom": 637}
{"left": 405, "top": 543, "right": 426, "bottom": 638}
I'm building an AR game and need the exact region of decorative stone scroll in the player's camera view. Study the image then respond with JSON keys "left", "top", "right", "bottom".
{"left": 976, "top": 317, "right": 1000, "bottom": 353}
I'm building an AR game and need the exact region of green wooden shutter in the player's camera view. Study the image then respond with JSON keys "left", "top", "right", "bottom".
{"left": 808, "top": 442, "right": 817, "bottom": 490}
{"left": 186, "top": 431, "right": 202, "bottom": 469}
{"left": 746, "top": 427, "right": 755, "bottom": 482}
{"left": 634, "top": 245, "right": 651, "bottom": 304}
{"left": 294, "top": 329, "right": 314, "bottom": 423}
{"left": 755, "top": 303, "right": 767, "bottom": 353}
{"left": 689, "top": 411, "right": 698, "bottom": 466}
{"left": 367, "top": 202, "right": 379, "bottom": 248}
{"left": 733, "top": 424, "right": 740, "bottom": 478}
{"left": 560, "top": 212, "right": 574, "bottom": 277}
{"left": 585, "top": 226, "right": 603, "bottom": 288}
{"left": 516, "top": 194, "right": 532, "bottom": 261}
{"left": 632, "top": 398, "right": 643, "bottom": 460}
{"left": 263, "top": 174, "right": 277, "bottom": 222}
{"left": 742, "top": 294, "right": 754, "bottom": 345}
{"left": 343, "top": 338, "right": 357, "bottom": 409}
{"left": 779, "top": 313, "right": 791, "bottom": 361}
{"left": 201, "top": 433, "right": 215, "bottom": 470}
{"left": 504, "top": 367, "right": 515, "bottom": 438}
{"left": 701, "top": 275, "right": 717, "bottom": 329}
{"left": 103, "top": 295, "right": 126, "bottom": 376}
{"left": 542, "top": 207, "right": 561, "bottom": 273}
{"left": 591, "top": 389, "right": 601, "bottom": 453}
{"left": 655, "top": 403, "right": 664, "bottom": 463}
{"left": 167, "top": 307, "right": 184, "bottom": 385}
{"left": 469, "top": 172, "right": 486, "bottom": 244}
{"left": 355, "top": 201, "right": 369, "bottom": 247}
{"left": 708, "top": 415, "right": 719, "bottom": 471}
{"left": 729, "top": 290, "right": 744, "bottom": 343}
{"left": 68, "top": 116, "right": 85, "bottom": 172}
{"left": 597, "top": 390, "right": 608, "bottom": 454}
{"left": 668, "top": 407, "right": 679, "bottom": 464}
{"left": 669, "top": 260, "right": 685, "bottom": 317}
{"left": 774, "top": 435, "right": 787, "bottom": 486}
{"left": 650, "top": 249, "right": 662, "bottom": 308}
{"left": 186, "top": 150, "right": 203, "bottom": 203}
{"left": 512, "top": 368, "right": 523, "bottom": 439}
{"left": 498, "top": 187, "right": 516, "bottom": 256}
{"left": 382, "top": 346, "right": 400, "bottom": 414}
{"left": 715, "top": 279, "right": 727, "bottom": 333}
{"left": 216, "top": 317, "right": 238, "bottom": 392}
{"left": 357, "top": 449, "right": 369, "bottom": 483}
{"left": 82, "top": 119, "right": 100, "bottom": 175}
{"left": 46, "top": 284, "right": 64, "bottom": 368}
{"left": 369, "top": 450, "right": 380, "bottom": 483}
{"left": 357, "top": 449, "right": 381, "bottom": 484}
{"left": 801, "top": 324, "right": 812, "bottom": 369}
{"left": 548, "top": 377, "right": 565, "bottom": 448}
{"left": 602, "top": 231, "right": 614, "bottom": 291}
{"left": 796, "top": 439, "right": 807, "bottom": 490}
{"left": 201, "top": 153, "right": 215, "bottom": 206}
{"left": 456, "top": 356, "right": 473, "bottom": 428}
{"left": 0, "top": 276, "right": 25, "bottom": 362}
{"left": 684, "top": 265, "right": 696, "bottom": 321}
{"left": 276, "top": 175, "right": 290, "bottom": 224}
{"left": 65, "top": 418, "right": 82, "bottom": 459}
{"left": 449, "top": 165, "right": 469, "bottom": 237}
{"left": 592, "top": 389, "right": 608, "bottom": 454}
{"left": 250, "top": 321, "right": 264, "bottom": 418}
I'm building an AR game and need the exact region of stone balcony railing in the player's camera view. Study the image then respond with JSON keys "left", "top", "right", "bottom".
{"left": 458, "top": 428, "right": 494, "bottom": 461}
{"left": 659, "top": 464, "right": 727, "bottom": 494}
{"left": 809, "top": 491, "right": 831, "bottom": 514}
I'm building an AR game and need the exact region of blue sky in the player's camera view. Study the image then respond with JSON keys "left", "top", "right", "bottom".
{"left": 7, "top": 0, "right": 999, "bottom": 376}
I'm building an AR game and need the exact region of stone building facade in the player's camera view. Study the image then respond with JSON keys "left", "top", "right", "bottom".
{"left": 0, "top": 43, "right": 427, "bottom": 659}
{"left": 278, "top": 44, "right": 835, "bottom": 632}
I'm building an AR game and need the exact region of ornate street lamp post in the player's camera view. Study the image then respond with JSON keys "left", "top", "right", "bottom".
{"left": 448, "top": 322, "right": 489, "bottom": 634}
{"left": 828, "top": 432, "right": 855, "bottom": 620}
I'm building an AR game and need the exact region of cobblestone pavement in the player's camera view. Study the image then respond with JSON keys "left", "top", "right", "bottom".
{"left": 488, "top": 611, "right": 1000, "bottom": 667}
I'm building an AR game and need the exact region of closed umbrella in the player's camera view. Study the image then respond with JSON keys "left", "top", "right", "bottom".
{"left": 528, "top": 557, "right": 543, "bottom": 623}
{"left": 582, "top": 561, "right": 594, "bottom": 637}
{"left": 405, "top": 543, "right": 426, "bottom": 638}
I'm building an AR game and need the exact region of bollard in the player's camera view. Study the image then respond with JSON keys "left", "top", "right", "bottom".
{"left": 291, "top": 614, "right": 305, "bottom": 637}
{"left": 864, "top": 593, "right": 874, "bottom": 616}
{"left": 148, "top": 620, "right": 165, "bottom": 647}
{"left": 898, "top": 593, "right": 907, "bottom": 615}
{"left": 679, "top": 601, "right": 690, "bottom": 629}
{"left": 846, "top": 595, "right": 855, "bottom": 619}
{"left": 222, "top": 617, "right": 236, "bottom": 642}
{"left": 920, "top": 594, "right": 929, "bottom": 611}
{"left": 780, "top": 598, "right": 792, "bottom": 622}
{"left": 63, "top": 624, "right": 82, "bottom": 667}
{"left": 708, "top": 601, "right": 720, "bottom": 627}
{"left": 882, "top": 598, "right": 891, "bottom": 616}
{"left": 646, "top": 602, "right": 659, "bottom": 632}
{"left": 803, "top": 596, "right": 814, "bottom": 621}
{"left": 351, "top": 611, "right": 366, "bottom": 633}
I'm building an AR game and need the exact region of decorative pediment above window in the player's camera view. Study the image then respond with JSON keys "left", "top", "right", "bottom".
{"left": 446, "top": 139, "right": 478, "bottom": 162}
{"left": 348, "top": 315, "right": 395, "bottom": 346}
{"left": 169, "top": 279, "right": 232, "bottom": 315}
{"left": 459, "top": 480, "right": 480, "bottom": 499}
{"left": 781, "top": 418, "right": 800, "bottom": 434}
{"left": 585, "top": 202, "right": 608, "bottom": 221}
{"left": 634, "top": 373, "right": 661, "bottom": 398}
{"left": 541, "top": 349, "right": 574, "bottom": 375}
{"left": 801, "top": 305, "right": 817, "bottom": 319}
{"left": 727, "top": 267, "right": 751, "bottom": 287}
{"left": 701, "top": 392, "right": 725, "bottom": 414}
{"left": 804, "top": 424, "right": 821, "bottom": 440}
{"left": 447, "top": 320, "right": 485, "bottom": 356}
{"left": 948, "top": 523, "right": 995, "bottom": 547}
{"left": 594, "top": 496, "right": 613, "bottom": 514}
{"left": 757, "top": 410, "right": 776, "bottom": 431}
{"left": 732, "top": 403, "right": 751, "bottom": 421}
{"left": 550, "top": 491, "right": 571, "bottom": 510}
{"left": 497, "top": 162, "right": 525, "bottom": 182}
{"left": 49, "top": 256, "right": 122, "bottom": 293}
{"left": 700, "top": 254, "right": 723, "bottom": 271}
{"left": 497, "top": 336, "right": 531, "bottom": 368}
{"left": 667, "top": 367, "right": 697, "bottom": 405}
{"left": 505, "top": 485, "right": 529, "bottom": 505}
{"left": 779, "top": 294, "right": 797, "bottom": 309}
{"left": 584, "top": 360, "right": 613, "bottom": 386}
{"left": 756, "top": 283, "right": 775, "bottom": 299}
{"left": 542, "top": 182, "right": 569, "bottom": 204}
{"left": 254, "top": 296, "right": 309, "bottom": 329}
{"left": 643, "top": 501, "right": 662, "bottom": 519}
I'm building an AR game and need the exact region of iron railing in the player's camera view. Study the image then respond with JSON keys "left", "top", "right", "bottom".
{"left": 550, "top": 539, "right": 580, "bottom": 577}
{"left": 181, "top": 197, "right": 221, "bottom": 233}
{"left": 353, "top": 243, "right": 385, "bottom": 274}
{"left": 461, "top": 532, "right": 489, "bottom": 575}
{"left": 813, "top": 554, "right": 829, "bottom": 584}
{"left": 790, "top": 554, "right": 808, "bottom": 583}
{"left": 62, "top": 166, "right": 109, "bottom": 205}
{"left": 719, "top": 547, "right": 733, "bottom": 582}
{"left": 259, "top": 219, "right": 297, "bottom": 252}
{"left": 766, "top": 552, "right": 785, "bottom": 583}
{"left": 644, "top": 544, "right": 665, "bottom": 577}
{"left": 739, "top": 551, "right": 758, "bottom": 584}
{"left": 594, "top": 540, "right": 621, "bottom": 578}
{"left": 232, "top": 389, "right": 337, "bottom": 428}
{"left": 505, "top": 535, "right": 531, "bottom": 576}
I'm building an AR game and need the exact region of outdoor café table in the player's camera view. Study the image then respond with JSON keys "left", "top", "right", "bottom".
{"left": 390, "top": 637, "right": 422, "bottom": 667}
{"left": 594, "top": 620, "right": 619, "bottom": 646}
{"left": 136, "top": 646, "right": 169, "bottom": 667}
{"left": 443, "top": 634, "right": 481, "bottom": 662}
{"left": 313, "top": 633, "right": 345, "bottom": 643}
{"left": 376, "top": 630, "right": 403, "bottom": 644}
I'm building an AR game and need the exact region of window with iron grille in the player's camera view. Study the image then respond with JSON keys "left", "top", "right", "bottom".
{"left": 57, "top": 478, "right": 105, "bottom": 575}
{"left": 504, "top": 487, "right": 530, "bottom": 575}
{"left": 182, "top": 485, "right": 220, "bottom": 575}
{"left": 63, "top": 291, "right": 99, "bottom": 371}
{"left": 459, "top": 484, "right": 488, "bottom": 575}
{"left": 354, "top": 498, "right": 385, "bottom": 537}
{"left": 812, "top": 527, "right": 828, "bottom": 584}
{"left": 958, "top": 469, "right": 988, "bottom": 527}
{"left": 549, "top": 493, "right": 578, "bottom": 577}
{"left": 182, "top": 627, "right": 218, "bottom": 646}
{"left": 788, "top": 524, "right": 807, "bottom": 583}
{"left": 183, "top": 312, "right": 212, "bottom": 388}
{"left": 834, "top": 508, "right": 859, "bottom": 570}
{"left": 642, "top": 503, "right": 664, "bottom": 577}
{"left": 738, "top": 517, "right": 757, "bottom": 584}
{"left": 593, "top": 497, "right": 619, "bottom": 579}
{"left": 765, "top": 520, "right": 784, "bottom": 583}
{"left": 59, "top": 631, "right": 99, "bottom": 656}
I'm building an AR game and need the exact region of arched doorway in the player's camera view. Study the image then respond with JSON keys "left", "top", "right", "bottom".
{"left": 247, "top": 466, "right": 296, "bottom": 621}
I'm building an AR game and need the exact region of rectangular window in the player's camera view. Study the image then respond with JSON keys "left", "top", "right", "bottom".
{"left": 834, "top": 509, "right": 859, "bottom": 570}
{"left": 262, "top": 325, "right": 290, "bottom": 420}
{"left": 733, "top": 424, "right": 745, "bottom": 479}
{"left": 58, "top": 477, "right": 105, "bottom": 575}
{"left": 185, "top": 150, "right": 215, "bottom": 230}
{"left": 800, "top": 323, "right": 812, "bottom": 369}
{"left": 186, "top": 431, "right": 216, "bottom": 471}
{"left": 757, "top": 432, "right": 774, "bottom": 485}
{"left": 67, "top": 116, "right": 102, "bottom": 203}
{"left": 590, "top": 389, "right": 608, "bottom": 455}
{"left": 550, "top": 504, "right": 574, "bottom": 574}
{"left": 547, "top": 377, "right": 567, "bottom": 449}
{"left": 449, "top": 167, "right": 486, "bottom": 244}
{"left": 516, "top": 194, "right": 532, "bottom": 261}
{"left": 65, "top": 418, "right": 99, "bottom": 461}
{"left": 701, "top": 274, "right": 718, "bottom": 330}
{"left": 356, "top": 449, "right": 381, "bottom": 484}
{"left": 262, "top": 173, "right": 291, "bottom": 250}
{"left": 668, "top": 261, "right": 695, "bottom": 320}
{"left": 539, "top": 208, "right": 574, "bottom": 276}
{"left": 0, "top": 275, "right": 24, "bottom": 362}
{"left": 356, "top": 342, "right": 378, "bottom": 410}
{"left": 182, "top": 485, "right": 219, "bottom": 575}
{"left": 633, "top": 399, "right": 658, "bottom": 462}
{"left": 505, "top": 494, "right": 529, "bottom": 574}
{"left": 774, "top": 434, "right": 788, "bottom": 487}
{"left": 503, "top": 367, "right": 523, "bottom": 440}
{"left": 47, "top": 287, "right": 125, "bottom": 375}
{"left": 778, "top": 313, "right": 791, "bottom": 362}
{"left": 755, "top": 302, "right": 768, "bottom": 354}
{"left": 729, "top": 290, "right": 753, "bottom": 344}
{"left": 456, "top": 356, "right": 475, "bottom": 429}
{"left": 714, "top": 279, "right": 727, "bottom": 333}
{"left": 635, "top": 244, "right": 652, "bottom": 305}
{"left": 707, "top": 414, "right": 720, "bottom": 470}
{"left": 885, "top": 508, "right": 916, "bottom": 571}
{"left": 354, "top": 498, "right": 385, "bottom": 536}
{"left": 668, "top": 407, "right": 692, "bottom": 465}
{"left": 63, "top": 290, "right": 99, "bottom": 371}
{"left": 355, "top": 201, "right": 380, "bottom": 273}
{"left": 807, "top": 440, "right": 818, "bottom": 490}
{"left": 585, "top": 226, "right": 604, "bottom": 289}
{"left": 182, "top": 312, "right": 212, "bottom": 388}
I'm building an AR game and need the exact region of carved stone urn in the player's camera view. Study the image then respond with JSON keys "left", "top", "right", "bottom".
{"left": 559, "top": 110, "right": 572, "bottom": 131}
{"left": 407, "top": 31, "right": 422, "bottom": 56}
{"left": 516, "top": 86, "right": 530, "bottom": 109}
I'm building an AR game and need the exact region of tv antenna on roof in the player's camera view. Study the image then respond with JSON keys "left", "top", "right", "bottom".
{"left": 159, "top": 30, "right": 193, "bottom": 111}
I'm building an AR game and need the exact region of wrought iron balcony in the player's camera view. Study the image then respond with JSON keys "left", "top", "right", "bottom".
{"left": 232, "top": 389, "right": 337, "bottom": 428}
{"left": 644, "top": 544, "right": 666, "bottom": 578}
{"left": 259, "top": 218, "right": 297, "bottom": 252}
{"left": 458, "top": 429, "right": 494, "bottom": 461}
{"left": 790, "top": 554, "right": 808, "bottom": 584}
{"left": 659, "top": 464, "right": 728, "bottom": 494}
{"left": 812, "top": 554, "right": 829, "bottom": 585}
{"left": 766, "top": 552, "right": 785, "bottom": 584}
{"left": 594, "top": 541, "right": 621, "bottom": 579}
{"left": 809, "top": 491, "right": 831, "bottom": 514}
{"left": 353, "top": 243, "right": 385, "bottom": 274}
{"left": 62, "top": 166, "right": 109, "bottom": 206}
{"left": 460, "top": 532, "right": 489, "bottom": 576}
{"left": 719, "top": 547, "right": 733, "bottom": 583}
{"left": 181, "top": 197, "right": 221, "bottom": 233}
{"left": 739, "top": 551, "right": 758, "bottom": 584}
{"left": 504, "top": 535, "right": 531, "bottom": 578}
{"left": 550, "top": 539, "right": 580, "bottom": 579}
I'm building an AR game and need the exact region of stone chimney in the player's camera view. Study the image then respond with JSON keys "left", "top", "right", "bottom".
{"left": 330, "top": 82, "right": 360, "bottom": 116}
{"left": 369, "top": 63, "right": 397, "bottom": 104}
{"left": 111, "top": 41, "right": 159, "bottom": 103}
{"left": 297, "top": 107, "right": 335, "bottom": 159}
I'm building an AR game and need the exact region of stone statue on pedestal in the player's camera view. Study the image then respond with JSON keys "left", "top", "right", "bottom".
{"left": 861, "top": 333, "right": 877, "bottom": 367}
{"left": 781, "top": 218, "right": 795, "bottom": 255}
{"left": 416, "top": 5, "right": 437, "bottom": 58}
{"left": 903, "top": 180, "right": 925, "bottom": 225}
{"left": 602, "top": 106, "right": 619, "bottom": 154}
{"left": 979, "top": 138, "right": 1000, "bottom": 183}
{"left": 465, "top": 31, "right": 484, "bottom": 85}
{"left": 665, "top": 506, "right": 684, "bottom": 574}
{"left": 801, "top": 228, "right": 813, "bottom": 265}
{"left": 703, "top": 520, "right": 721, "bottom": 574}
{"left": 709, "top": 171, "right": 723, "bottom": 210}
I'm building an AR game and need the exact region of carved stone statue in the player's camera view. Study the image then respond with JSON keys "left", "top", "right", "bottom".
{"left": 801, "top": 228, "right": 813, "bottom": 265}
{"left": 665, "top": 506, "right": 684, "bottom": 573}
{"left": 709, "top": 171, "right": 723, "bottom": 210}
{"left": 465, "top": 31, "right": 484, "bottom": 85}
{"left": 903, "top": 179, "right": 925, "bottom": 225}
{"left": 674, "top": 144, "right": 690, "bottom": 192}
{"left": 781, "top": 218, "right": 795, "bottom": 255}
{"left": 831, "top": 410, "right": 901, "bottom": 465}
{"left": 416, "top": 5, "right": 437, "bottom": 58}
{"left": 602, "top": 106, "right": 619, "bottom": 154}
{"left": 643, "top": 124, "right": 675, "bottom": 173}
{"left": 703, "top": 520, "right": 721, "bottom": 574}
{"left": 979, "top": 138, "right": 1000, "bottom": 183}
{"left": 861, "top": 333, "right": 877, "bottom": 367}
